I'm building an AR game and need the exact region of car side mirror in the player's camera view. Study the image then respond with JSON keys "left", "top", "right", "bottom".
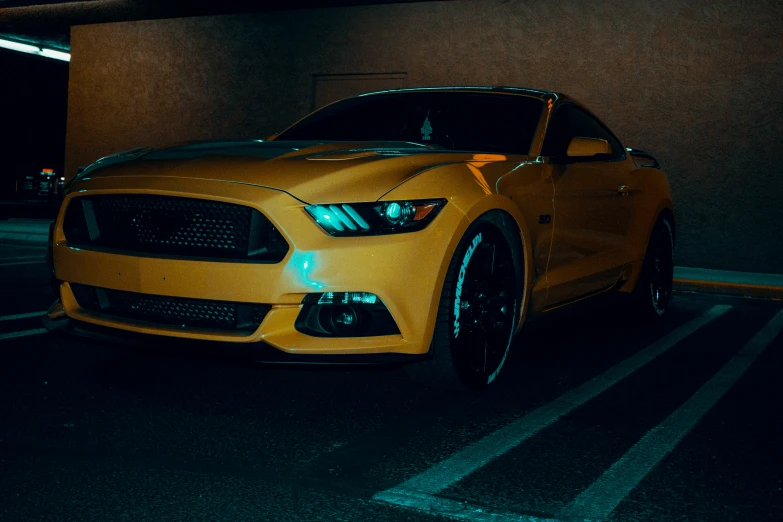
{"left": 566, "top": 137, "right": 611, "bottom": 158}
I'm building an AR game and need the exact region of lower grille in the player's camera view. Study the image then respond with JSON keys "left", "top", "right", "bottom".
{"left": 71, "top": 284, "right": 270, "bottom": 333}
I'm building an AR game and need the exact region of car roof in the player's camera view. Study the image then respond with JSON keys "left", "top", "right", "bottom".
{"left": 355, "top": 86, "right": 565, "bottom": 102}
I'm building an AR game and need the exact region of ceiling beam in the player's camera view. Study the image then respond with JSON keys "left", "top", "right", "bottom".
{"left": 0, "top": 0, "right": 449, "bottom": 29}
{"left": 0, "top": 0, "right": 449, "bottom": 49}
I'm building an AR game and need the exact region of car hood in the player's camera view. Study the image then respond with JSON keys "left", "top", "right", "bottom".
{"left": 75, "top": 140, "right": 477, "bottom": 204}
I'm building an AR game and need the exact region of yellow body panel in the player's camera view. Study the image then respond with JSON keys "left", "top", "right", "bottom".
{"left": 52, "top": 88, "right": 674, "bottom": 357}
{"left": 54, "top": 176, "right": 472, "bottom": 354}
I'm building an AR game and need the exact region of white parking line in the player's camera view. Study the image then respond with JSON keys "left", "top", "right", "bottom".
{"left": 373, "top": 304, "right": 731, "bottom": 517}
{"left": 0, "top": 311, "right": 47, "bottom": 321}
{"left": 374, "top": 489, "right": 552, "bottom": 522}
{"left": 555, "top": 308, "right": 783, "bottom": 522}
{"left": 0, "top": 328, "right": 48, "bottom": 340}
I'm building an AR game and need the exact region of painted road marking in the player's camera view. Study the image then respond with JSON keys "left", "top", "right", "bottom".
{"left": 373, "top": 304, "right": 731, "bottom": 517}
{"left": 0, "top": 328, "right": 48, "bottom": 340}
{"left": 374, "top": 490, "right": 551, "bottom": 522}
{"left": 373, "top": 491, "right": 552, "bottom": 522}
{"left": 0, "top": 310, "right": 47, "bottom": 322}
{"left": 555, "top": 307, "right": 783, "bottom": 521}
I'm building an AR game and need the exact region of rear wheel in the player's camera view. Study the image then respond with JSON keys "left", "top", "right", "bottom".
{"left": 405, "top": 214, "right": 522, "bottom": 390}
{"left": 632, "top": 217, "right": 674, "bottom": 319}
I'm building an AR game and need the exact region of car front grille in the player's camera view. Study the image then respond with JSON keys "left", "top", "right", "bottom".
{"left": 63, "top": 194, "right": 288, "bottom": 262}
{"left": 71, "top": 283, "right": 271, "bottom": 333}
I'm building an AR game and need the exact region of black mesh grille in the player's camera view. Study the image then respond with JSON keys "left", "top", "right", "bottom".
{"left": 71, "top": 283, "right": 271, "bottom": 333}
{"left": 63, "top": 195, "right": 288, "bottom": 262}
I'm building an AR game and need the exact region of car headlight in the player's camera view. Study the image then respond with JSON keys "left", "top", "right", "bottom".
{"left": 305, "top": 199, "right": 446, "bottom": 236}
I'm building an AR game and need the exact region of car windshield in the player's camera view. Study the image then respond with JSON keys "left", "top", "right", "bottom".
{"left": 276, "top": 91, "right": 544, "bottom": 155}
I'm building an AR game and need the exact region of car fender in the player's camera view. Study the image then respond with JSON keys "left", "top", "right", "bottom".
{"left": 627, "top": 168, "right": 675, "bottom": 261}
{"left": 620, "top": 167, "right": 675, "bottom": 292}
{"left": 382, "top": 163, "right": 536, "bottom": 334}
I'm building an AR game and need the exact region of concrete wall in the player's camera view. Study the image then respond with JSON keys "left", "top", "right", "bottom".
{"left": 65, "top": 0, "right": 783, "bottom": 273}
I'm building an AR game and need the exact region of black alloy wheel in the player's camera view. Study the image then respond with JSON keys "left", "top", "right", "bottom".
{"left": 634, "top": 217, "right": 674, "bottom": 318}
{"left": 450, "top": 226, "right": 516, "bottom": 388}
{"left": 405, "top": 213, "right": 522, "bottom": 391}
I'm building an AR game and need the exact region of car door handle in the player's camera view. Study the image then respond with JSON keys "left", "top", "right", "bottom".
{"left": 617, "top": 185, "right": 632, "bottom": 196}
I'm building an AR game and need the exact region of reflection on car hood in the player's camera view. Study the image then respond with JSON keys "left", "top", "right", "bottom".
{"left": 75, "top": 140, "right": 472, "bottom": 203}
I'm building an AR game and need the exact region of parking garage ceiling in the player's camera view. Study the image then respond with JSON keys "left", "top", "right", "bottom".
{"left": 0, "top": 0, "right": 446, "bottom": 51}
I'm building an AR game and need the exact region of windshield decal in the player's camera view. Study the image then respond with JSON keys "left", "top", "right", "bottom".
{"left": 420, "top": 110, "right": 433, "bottom": 141}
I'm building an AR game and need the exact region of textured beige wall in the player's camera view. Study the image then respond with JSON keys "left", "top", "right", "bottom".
{"left": 65, "top": 0, "right": 783, "bottom": 273}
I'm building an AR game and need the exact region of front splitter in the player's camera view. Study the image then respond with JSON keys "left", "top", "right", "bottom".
{"left": 43, "top": 302, "right": 427, "bottom": 366}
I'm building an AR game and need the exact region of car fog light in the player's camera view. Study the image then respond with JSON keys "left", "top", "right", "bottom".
{"left": 335, "top": 311, "right": 355, "bottom": 326}
{"left": 316, "top": 292, "right": 378, "bottom": 305}
{"left": 330, "top": 306, "right": 359, "bottom": 333}
{"left": 296, "top": 292, "right": 399, "bottom": 337}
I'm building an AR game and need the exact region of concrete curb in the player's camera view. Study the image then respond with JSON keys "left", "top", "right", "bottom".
{"left": 673, "top": 267, "right": 783, "bottom": 300}
{"left": 0, "top": 233, "right": 49, "bottom": 246}
{"left": 0, "top": 219, "right": 51, "bottom": 246}
{"left": 673, "top": 280, "right": 783, "bottom": 300}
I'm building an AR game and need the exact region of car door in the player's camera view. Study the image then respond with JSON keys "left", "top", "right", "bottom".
{"left": 539, "top": 103, "right": 633, "bottom": 308}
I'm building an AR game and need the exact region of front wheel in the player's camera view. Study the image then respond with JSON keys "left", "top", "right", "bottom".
{"left": 405, "top": 214, "right": 522, "bottom": 390}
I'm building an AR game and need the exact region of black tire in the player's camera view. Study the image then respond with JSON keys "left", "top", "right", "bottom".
{"left": 405, "top": 212, "right": 524, "bottom": 390}
{"left": 632, "top": 216, "right": 674, "bottom": 319}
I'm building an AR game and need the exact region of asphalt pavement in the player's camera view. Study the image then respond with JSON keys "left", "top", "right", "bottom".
{"left": 0, "top": 243, "right": 781, "bottom": 522}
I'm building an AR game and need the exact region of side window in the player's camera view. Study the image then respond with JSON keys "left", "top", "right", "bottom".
{"left": 541, "top": 104, "right": 625, "bottom": 160}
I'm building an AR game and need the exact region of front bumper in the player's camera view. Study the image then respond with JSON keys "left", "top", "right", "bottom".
{"left": 52, "top": 176, "right": 467, "bottom": 355}
{"left": 44, "top": 311, "right": 428, "bottom": 364}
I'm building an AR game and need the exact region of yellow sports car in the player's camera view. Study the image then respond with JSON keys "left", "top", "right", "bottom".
{"left": 45, "top": 87, "right": 674, "bottom": 389}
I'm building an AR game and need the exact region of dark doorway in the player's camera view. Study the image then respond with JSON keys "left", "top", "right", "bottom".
{"left": 0, "top": 48, "right": 69, "bottom": 203}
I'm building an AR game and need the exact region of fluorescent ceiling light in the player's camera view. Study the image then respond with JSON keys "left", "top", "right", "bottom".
{"left": 40, "top": 48, "right": 71, "bottom": 61}
{"left": 0, "top": 38, "right": 70, "bottom": 62}
{"left": 0, "top": 39, "right": 39, "bottom": 53}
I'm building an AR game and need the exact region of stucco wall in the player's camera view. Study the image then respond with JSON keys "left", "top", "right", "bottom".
{"left": 65, "top": 0, "right": 783, "bottom": 273}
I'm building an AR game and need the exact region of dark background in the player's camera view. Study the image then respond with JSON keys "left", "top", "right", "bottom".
{"left": 1, "top": 0, "right": 781, "bottom": 273}
{"left": 0, "top": 47, "right": 68, "bottom": 200}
